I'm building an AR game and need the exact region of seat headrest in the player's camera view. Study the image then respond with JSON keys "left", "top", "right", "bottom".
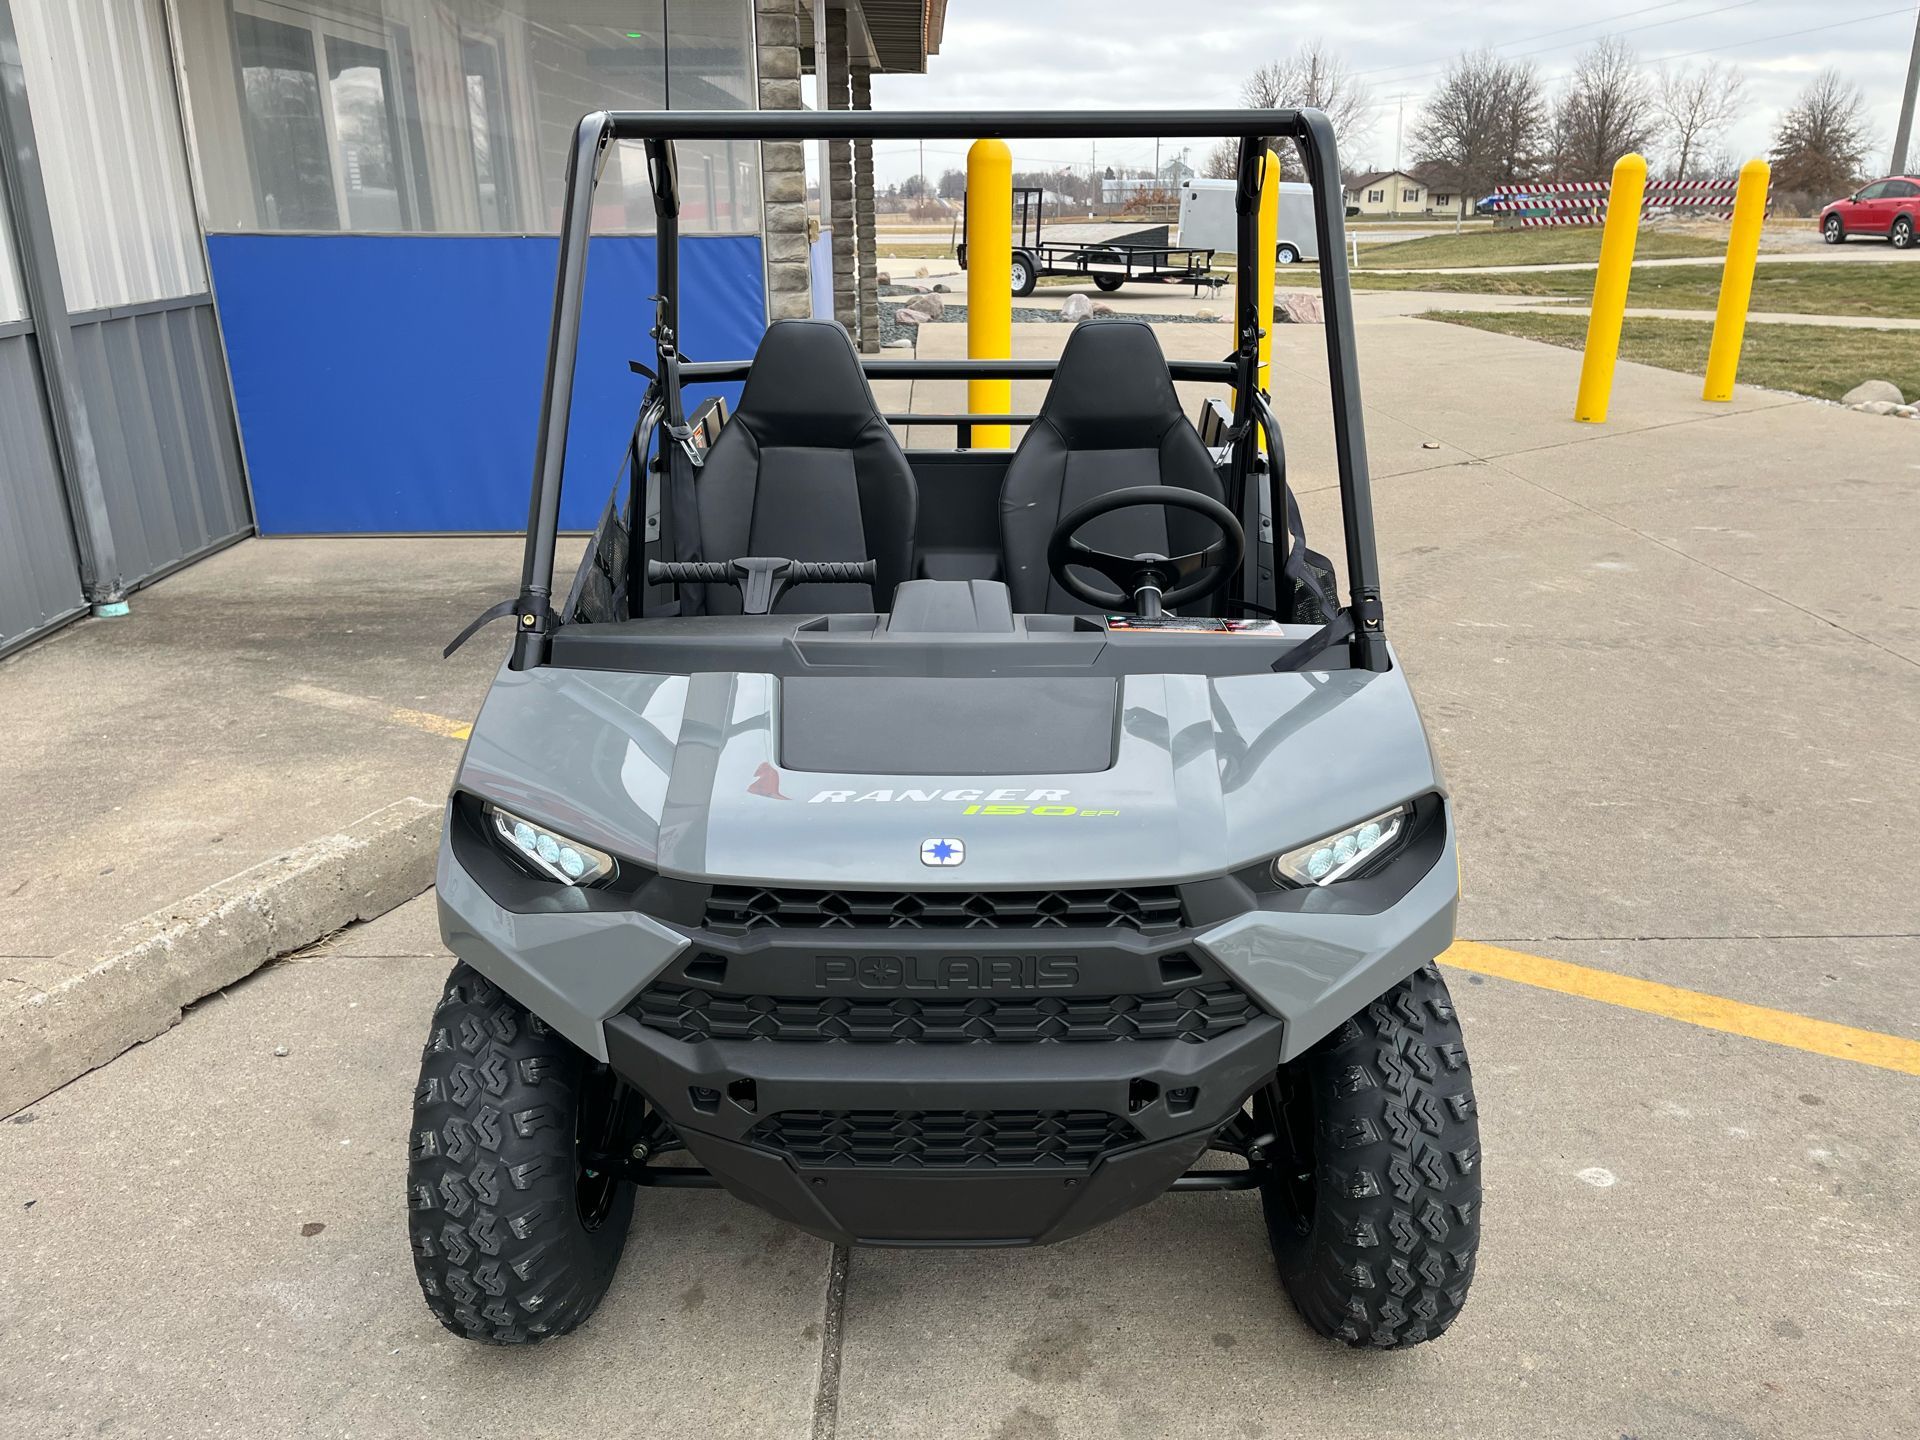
{"left": 732, "top": 319, "right": 884, "bottom": 447}
{"left": 1036, "top": 319, "right": 1188, "bottom": 449}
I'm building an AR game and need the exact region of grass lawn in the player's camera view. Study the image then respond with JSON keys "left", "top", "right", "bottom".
{"left": 1422, "top": 309, "right": 1920, "bottom": 405}
{"left": 1350, "top": 260, "right": 1920, "bottom": 320}
{"left": 1358, "top": 228, "right": 1727, "bottom": 268}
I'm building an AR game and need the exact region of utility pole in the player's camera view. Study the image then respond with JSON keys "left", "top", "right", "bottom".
{"left": 1153, "top": 136, "right": 1161, "bottom": 183}
{"left": 1894, "top": 7, "right": 1920, "bottom": 175}
{"left": 918, "top": 139, "right": 925, "bottom": 197}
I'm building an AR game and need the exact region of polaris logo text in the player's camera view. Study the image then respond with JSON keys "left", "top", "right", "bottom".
{"left": 814, "top": 955, "right": 1081, "bottom": 991}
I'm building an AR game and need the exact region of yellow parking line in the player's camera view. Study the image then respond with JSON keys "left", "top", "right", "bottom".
{"left": 388, "top": 706, "right": 473, "bottom": 741}
{"left": 1443, "top": 940, "right": 1920, "bottom": 1077}
{"left": 278, "top": 684, "right": 472, "bottom": 742}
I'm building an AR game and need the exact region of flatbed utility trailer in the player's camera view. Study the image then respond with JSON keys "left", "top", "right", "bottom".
{"left": 958, "top": 186, "right": 1221, "bottom": 296}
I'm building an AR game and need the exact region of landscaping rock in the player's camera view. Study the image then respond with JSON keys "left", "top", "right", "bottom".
{"left": 882, "top": 337, "right": 913, "bottom": 349}
{"left": 1059, "top": 293, "right": 1092, "bottom": 323}
{"left": 1275, "top": 292, "right": 1324, "bottom": 325}
{"left": 1841, "top": 379, "right": 1904, "bottom": 407}
{"left": 1089, "top": 301, "right": 1116, "bottom": 317}
{"left": 932, "top": 282, "right": 951, "bottom": 293}
{"left": 877, "top": 271, "right": 891, "bottom": 286}
{"left": 1851, "top": 400, "right": 1900, "bottom": 416}
{"left": 905, "top": 291, "right": 945, "bottom": 320}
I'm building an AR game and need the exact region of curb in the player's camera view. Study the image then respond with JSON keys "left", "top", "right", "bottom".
{"left": 2, "top": 797, "right": 441, "bottom": 1117}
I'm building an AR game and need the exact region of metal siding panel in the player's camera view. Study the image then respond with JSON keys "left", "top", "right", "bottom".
{"left": 179, "top": 304, "right": 249, "bottom": 541}
{"left": 0, "top": 332, "right": 84, "bottom": 650}
{"left": 133, "top": 307, "right": 204, "bottom": 553}
{"left": 64, "top": 314, "right": 148, "bottom": 580}
{"left": 61, "top": 298, "right": 249, "bottom": 586}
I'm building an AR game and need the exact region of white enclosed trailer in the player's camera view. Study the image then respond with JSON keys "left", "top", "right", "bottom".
{"left": 1178, "top": 178, "right": 1319, "bottom": 263}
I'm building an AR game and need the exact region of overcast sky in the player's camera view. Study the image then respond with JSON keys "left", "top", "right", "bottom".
{"left": 855, "top": 0, "right": 1919, "bottom": 184}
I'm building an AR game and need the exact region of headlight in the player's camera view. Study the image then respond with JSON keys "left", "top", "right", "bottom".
{"left": 484, "top": 802, "right": 616, "bottom": 886}
{"left": 1272, "top": 805, "right": 1409, "bottom": 886}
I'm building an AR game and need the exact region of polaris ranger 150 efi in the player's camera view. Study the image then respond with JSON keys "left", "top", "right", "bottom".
{"left": 412, "top": 108, "right": 1479, "bottom": 1350}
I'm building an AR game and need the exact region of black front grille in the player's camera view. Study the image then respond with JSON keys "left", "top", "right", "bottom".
{"left": 749, "top": 1109, "right": 1139, "bottom": 1169}
{"left": 704, "top": 885, "right": 1182, "bottom": 933}
{"left": 631, "top": 981, "right": 1259, "bottom": 1044}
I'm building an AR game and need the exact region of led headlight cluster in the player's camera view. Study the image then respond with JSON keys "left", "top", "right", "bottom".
{"left": 1272, "top": 804, "right": 1409, "bottom": 887}
{"left": 484, "top": 802, "right": 616, "bottom": 886}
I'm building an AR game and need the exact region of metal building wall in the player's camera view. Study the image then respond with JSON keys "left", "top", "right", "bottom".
{"left": 0, "top": 0, "right": 251, "bottom": 657}
{"left": 65, "top": 299, "right": 250, "bottom": 584}
{"left": 0, "top": 330, "right": 85, "bottom": 654}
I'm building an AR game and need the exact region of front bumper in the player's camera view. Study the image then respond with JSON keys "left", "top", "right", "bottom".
{"left": 606, "top": 1006, "right": 1282, "bottom": 1246}
{"left": 436, "top": 800, "right": 1457, "bottom": 1247}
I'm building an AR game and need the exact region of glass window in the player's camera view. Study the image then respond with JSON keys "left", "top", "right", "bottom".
{"left": 11, "top": 0, "right": 208, "bottom": 312}
{"left": 1885, "top": 180, "right": 1919, "bottom": 198}
{"left": 173, "top": 0, "right": 759, "bottom": 237}
{"left": 462, "top": 37, "right": 517, "bottom": 231}
{"left": 0, "top": 170, "right": 26, "bottom": 324}
{"left": 1856, "top": 182, "right": 1889, "bottom": 201}
{"left": 234, "top": 12, "right": 338, "bottom": 230}
{"left": 325, "top": 34, "right": 413, "bottom": 230}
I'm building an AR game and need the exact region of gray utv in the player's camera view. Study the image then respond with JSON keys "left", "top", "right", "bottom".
{"left": 410, "top": 108, "right": 1479, "bottom": 1350}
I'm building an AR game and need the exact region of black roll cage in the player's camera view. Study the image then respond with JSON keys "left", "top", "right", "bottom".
{"left": 510, "top": 108, "right": 1387, "bottom": 674}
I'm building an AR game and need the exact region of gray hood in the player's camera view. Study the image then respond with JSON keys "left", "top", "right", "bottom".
{"left": 455, "top": 655, "right": 1446, "bottom": 889}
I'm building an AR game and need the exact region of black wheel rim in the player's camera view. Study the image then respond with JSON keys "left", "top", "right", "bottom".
{"left": 574, "top": 1066, "right": 631, "bottom": 1230}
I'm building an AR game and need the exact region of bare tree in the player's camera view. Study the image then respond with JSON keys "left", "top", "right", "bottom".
{"left": 1240, "top": 40, "right": 1376, "bottom": 175}
{"left": 1202, "top": 138, "right": 1240, "bottom": 180}
{"left": 1770, "top": 68, "right": 1873, "bottom": 199}
{"left": 1656, "top": 60, "right": 1745, "bottom": 180}
{"left": 1552, "top": 37, "right": 1657, "bottom": 178}
{"left": 1410, "top": 49, "right": 1551, "bottom": 217}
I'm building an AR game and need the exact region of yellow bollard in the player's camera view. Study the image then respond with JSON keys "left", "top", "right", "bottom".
{"left": 1256, "top": 149, "right": 1279, "bottom": 451}
{"left": 1702, "top": 158, "right": 1771, "bottom": 402}
{"left": 965, "top": 138, "right": 1012, "bottom": 448}
{"left": 1574, "top": 152, "right": 1648, "bottom": 424}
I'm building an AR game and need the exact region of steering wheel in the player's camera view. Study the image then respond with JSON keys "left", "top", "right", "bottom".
{"left": 1045, "top": 485, "right": 1246, "bottom": 615}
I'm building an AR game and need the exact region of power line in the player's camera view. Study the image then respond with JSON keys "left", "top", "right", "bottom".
{"left": 1351, "top": 0, "right": 1706, "bottom": 79}
{"left": 1358, "top": 0, "right": 1764, "bottom": 90}
{"left": 1648, "top": 3, "right": 1914, "bottom": 63}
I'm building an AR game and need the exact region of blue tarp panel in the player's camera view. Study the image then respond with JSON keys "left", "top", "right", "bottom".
{"left": 206, "top": 233, "right": 765, "bottom": 533}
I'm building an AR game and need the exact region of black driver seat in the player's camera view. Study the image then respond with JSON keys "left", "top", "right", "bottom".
{"left": 687, "top": 319, "right": 916, "bottom": 614}
{"left": 998, "top": 319, "right": 1229, "bottom": 614}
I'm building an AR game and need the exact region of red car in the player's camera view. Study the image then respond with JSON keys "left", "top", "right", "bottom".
{"left": 1821, "top": 175, "right": 1919, "bottom": 249}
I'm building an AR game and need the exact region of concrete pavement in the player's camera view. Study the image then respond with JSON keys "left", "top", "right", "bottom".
{"left": 0, "top": 537, "right": 589, "bottom": 1110}
{"left": 5, "top": 293, "right": 1919, "bottom": 1439}
{"left": 1359, "top": 246, "right": 1913, "bottom": 275}
{"left": 5, "top": 891, "right": 1912, "bottom": 1439}
{"left": 1345, "top": 291, "right": 1920, "bottom": 330}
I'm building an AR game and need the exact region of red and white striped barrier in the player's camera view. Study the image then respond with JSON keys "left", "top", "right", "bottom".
{"left": 1488, "top": 178, "right": 1769, "bottom": 226}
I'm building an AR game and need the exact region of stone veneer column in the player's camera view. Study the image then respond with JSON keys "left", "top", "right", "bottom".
{"left": 822, "top": 6, "right": 857, "bottom": 335}
{"left": 851, "top": 59, "right": 878, "bottom": 352}
{"left": 754, "top": 0, "right": 811, "bottom": 320}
